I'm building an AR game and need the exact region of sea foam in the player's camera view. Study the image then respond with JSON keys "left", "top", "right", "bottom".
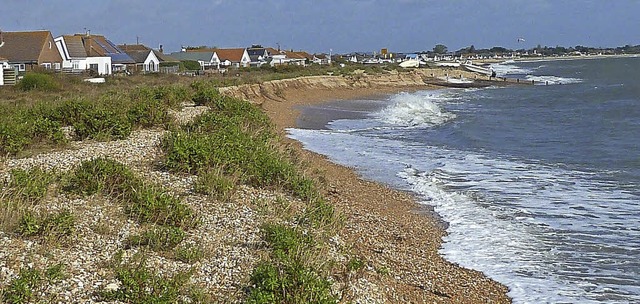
{"left": 375, "top": 91, "right": 456, "bottom": 127}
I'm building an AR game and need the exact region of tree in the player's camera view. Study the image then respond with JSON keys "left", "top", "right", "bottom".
{"left": 433, "top": 44, "right": 448, "bottom": 54}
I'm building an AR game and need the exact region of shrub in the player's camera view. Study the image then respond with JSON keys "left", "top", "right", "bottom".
{"left": 181, "top": 60, "right": 201, "bottom": 71}
{"left": 65, "top": 158, "right": 136, "bottom": 196}
{"left": 123, "top": 183, "right": 195, "bottom": 228}
{"left": 0, "top": 120, "right": 30, "bottom": 155}
{"left": 17, "top": 73, "right": 59, "bottom": 92}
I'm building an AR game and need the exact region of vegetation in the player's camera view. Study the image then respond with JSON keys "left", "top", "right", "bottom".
{"left": 17, "top": 72, "right": 59, "bottom": 92}
{"left": 1, "top": 264, "right": 64, "bottom": 304}
{"left": 0, "top": 70, "right": 351, "bottom": 302}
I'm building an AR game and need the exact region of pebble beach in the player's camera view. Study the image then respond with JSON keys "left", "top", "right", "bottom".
{"left": 0, "top": 72, "right": 512, "bottom": 303}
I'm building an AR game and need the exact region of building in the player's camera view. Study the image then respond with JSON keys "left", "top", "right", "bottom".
{"left": 79, "top": 34, "right": 134, "bottom": 72}
{"left": 55, "top": 35, "right": 112, "bottom": 75}
{"left": 0, "top": 30, "right": 63, "bottom": 73}
{"left": 119, "top": 44, "right": 180, "bottom": 73}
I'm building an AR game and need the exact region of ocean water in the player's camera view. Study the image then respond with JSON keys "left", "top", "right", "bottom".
{"left": 287, "top": 57, "right": 640, "bottom": 303}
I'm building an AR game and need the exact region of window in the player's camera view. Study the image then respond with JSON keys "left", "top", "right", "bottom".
{"left": 54, "top": 63, "right": 61, "bottom": 70}
{"left": 14, "top": 64, "right": 26, "bottom": 71}
{"left": 49, "top": 41, "right": 52, "bottom": 49}
{"left": 72, "top": 61, "right": 79, "bottom": 69}
{"left": 42, "top": 63, "right": 52, "bottom": 69}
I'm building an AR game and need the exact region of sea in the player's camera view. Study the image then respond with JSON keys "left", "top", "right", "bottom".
{"left": 287, "top": 56, "right": 640, "bottom": 303}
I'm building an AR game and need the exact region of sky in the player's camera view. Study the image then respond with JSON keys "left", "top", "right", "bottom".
{"left": 2, "top": 0, "right": 639, "bottom": 54}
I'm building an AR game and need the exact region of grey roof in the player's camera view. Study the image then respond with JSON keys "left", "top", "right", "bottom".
{"left": 169, "top": 51, "right": 214, "bottom": 62}
{"left": 125, "top": 50, "right": 151, "bottom": 63}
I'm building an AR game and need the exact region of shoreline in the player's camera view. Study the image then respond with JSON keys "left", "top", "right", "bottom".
{"left": 251, "top": 78, "right": 512, "bottom": 302}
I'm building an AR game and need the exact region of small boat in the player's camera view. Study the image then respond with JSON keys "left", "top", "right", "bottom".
{"left": 399, "top": 59, "right": 421, "bottom": 68}
{"left": 461, "top": 61, "right": 493, "bottom": 76}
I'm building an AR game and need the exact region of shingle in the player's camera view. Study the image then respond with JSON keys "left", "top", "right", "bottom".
{"left": 0, "top": 31, "right": 49, "bottom": 62}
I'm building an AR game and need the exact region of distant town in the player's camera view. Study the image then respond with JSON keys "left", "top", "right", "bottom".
{"left": 1, "top": 29, "right": 639, "bottom": 86}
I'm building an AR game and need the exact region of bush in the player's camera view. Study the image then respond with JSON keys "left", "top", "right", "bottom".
{"left": 17, "top": 73, "right": 59, "bottom": 92}
{"left": 181, "top": 60, "right": 201, "bottom": 71}
{"left": 193, "top": 168, "right": 236, "bottom": 200}
{"left": 65, "top": 158, "right": 136, "bottom": 196}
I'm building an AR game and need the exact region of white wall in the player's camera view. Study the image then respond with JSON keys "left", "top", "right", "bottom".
{"left": 86, "top": 57, "right": 112, "bottom": 75}
{"left": 143, "top": 52, "right": 160, "bottom": 72}
{"left": 0, "top": 68, "right": 4, "bottom": 86}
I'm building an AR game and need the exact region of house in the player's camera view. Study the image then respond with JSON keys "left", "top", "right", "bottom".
{"left": 55, "top": 35, "right": 111, "bottom": 75}
{"left": 169, "top": 50, "right": 218, "bottom": 70}
{"left": 0, "top": 30, "right": 63, "bottom": 72}
{"left": 210, "top": 48, "right": 250, "bottom": 68}
{"left": 283, "top": 51, "right": 310, "bottom": 66}
{"left": 119, "top": 45, "right": 159, "bottom": 73}
{"left": 79, "top": 34, "right": 134, "bottom": 72}
{"left": 246, "top": 46, "right": 269, "bottom": 67}
{"left": 0, "top": 56, "right": 5, "bottom": 85}
{"left": 312, "top": 54, "right": 331, "bottom": 65}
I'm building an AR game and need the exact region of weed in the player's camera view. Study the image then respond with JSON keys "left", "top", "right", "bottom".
{"left": 8, "top": 168, "right": 56, "bottom": 202}
{"left": 65, "top": 158, "right": 136, "bottom": 196}
{"left": 123, "top": 183, "right": 195, "bottom": 228}
{"left": 125, "top": 226, "right": 185, "bottom": 251}
{"left": 1, "top": 264, "right": 64, "bottom": 304}
{"left": 101, "top": 252, "right": 197, "bottom": 303}
{"left": 347, "top": 257, "right": 365, "bottom": 272}
{"left": 193, "top": 168, "right": 236, "bottom": 200}
{"left": 174, "top": 244, "right": 205, "bottom": 264}
{"left": 18, "top": 209, "right": 75, "bottom": 240}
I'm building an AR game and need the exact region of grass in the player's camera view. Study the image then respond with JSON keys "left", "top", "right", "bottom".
{"left": 17, "top": 209, "right": 75, "bottom": 241}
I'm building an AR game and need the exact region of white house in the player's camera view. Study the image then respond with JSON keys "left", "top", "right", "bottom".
{"left": 125, "top": 50, "right": 160, "bottom": 73}
{"left": 215, "top": 48, "right": 251, "bottom": 68}
{"left": 55, "top": 35, "right": 112, "bottom": 75}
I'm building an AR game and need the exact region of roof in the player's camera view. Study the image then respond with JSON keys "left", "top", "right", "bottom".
{"left": 124, "top": 50, "right": 151, "bottom": 63}
{"left": 247, "top": 48, "right": 267, "bottom": 56}
{"left": 79, "top": 34, "right": 135, "bottom": 64}
{"left": 214, "top": 48, "right": 246, "bottom": 62}
{"left": 0, "top": 56, "right": 7, "bottom": 62}
{"left": 169, "top": 51, "right": 215, "bottom": 62}
{"left": 59, "top": 35, "right": 88, "bottom": 57}
{"left": 118, "top": 44, "right": 151, "bottom": 52}
{"left": 153, "top": 51, "right": 179, "bottom": 63}
{"left": 265, "top": 48, "right": 282, "bottom": 56}
{"left": 285, "top": 51, "right": 311, "bottom": 60}
{"left": 0, "top": 31, "right": 51, "bottom": 62}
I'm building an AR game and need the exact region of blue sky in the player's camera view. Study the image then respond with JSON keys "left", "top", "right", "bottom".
{"left": 2, "top": 0, "right": 639, "bottom": 54}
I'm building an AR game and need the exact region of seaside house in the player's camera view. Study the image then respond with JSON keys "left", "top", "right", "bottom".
{"left": 0, "top": 30, "right": 63, "bottom": 73}
{"left": 79, "top": 34, "right": 134, "bottom": 73}
{"left": 118, "top": 44, "right": 160, "bottom": 73}
{"left": 246, "top": 46, "right": 269, "bottom": 67}
{"left": 54, "top": 34, "right": 112, "bottom": 75}
{"left": 0, "top": 56, "right": 5, "bottom": 85}
{"left": 169, "top": 50, "right": 219, "bottom": 70}
{"left": 211, "top": 48, "right": 251, "bottom": 68}
{"left": 312, "top": 54, "right": 331, "bottom": 65}
{"left": 119, "top": 44, "right": 180, "bottom": 73}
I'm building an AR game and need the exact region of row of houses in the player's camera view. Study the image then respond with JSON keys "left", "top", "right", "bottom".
{"left": 0, "top": 29, "right": 332, "bottom": 84}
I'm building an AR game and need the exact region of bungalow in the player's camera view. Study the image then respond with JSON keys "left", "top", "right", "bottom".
{"left": 55, "top": 35, "right": 111, "bottom": 75}
{"left": 80, "top": 34, "right": 134, "bottom": 72}
{"left": 169, "top": 50, "right": 218, "bottom": 70}
{"left": 118, "top": 45, "right": 160, "bottom": 73}
{"left": 211, "top": 48, "right": 251, "bottom": 68}
{"left": 246, "top": 46, "right": 269, "bottom": 67}
{"left": 0, "top": 30, "right": 63, "bottom": 72}
{"left": 312, "top": 54, "right": 331, "bottom": 65}
{"left": 283, "top": 51, "right": 310, "bottom": 66}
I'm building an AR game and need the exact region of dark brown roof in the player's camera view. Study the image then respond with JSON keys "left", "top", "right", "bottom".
{"left": 285, "top": 51, "right": 311, "bottom": 60}
{"left": 124, "top": 50, "right": 151, "bottom": 63}
{"left": 0, "top": 31, "right": 51, "bottom": 62}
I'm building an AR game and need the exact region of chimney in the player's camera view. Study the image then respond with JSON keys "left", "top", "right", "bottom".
{"left": 159, "top": 44, "right": 164, "bottom": 54}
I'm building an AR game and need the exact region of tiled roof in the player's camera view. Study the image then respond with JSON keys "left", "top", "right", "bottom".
{"left": 214, "top": 48, "right": 246, "bottom": 62}
{"left": 265, "top": 48, "right": 282, "bottom": 56}
{"left": 124, "top": 50, "right": 150, "bottom": 63}
{"left": 118, "top": 44, "right": 151, "bottom": 52}
{"left": 285, "top": 51, "right": 311, "bottom": 60}
{"left": 169, "top": 51, "right": 215, "bottom": 62}
{"left": 153, "top": 50, "right": 179, "bottom": 63}
{"left": 60, "top": 35, "right": 88, "bottom": 57}
{"left": 0, "top": 31, "right": 50, "bottom": 62}
{"left": 78, "top": 34, "right": 135, "bottom": 64}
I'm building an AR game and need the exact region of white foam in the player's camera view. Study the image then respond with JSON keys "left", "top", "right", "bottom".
{"left": 375, "top": 91, "right": 456, "bottom": 127}
{"left": 526, "top": 75, "right": 583, "bottom": 85}
{"left": 490, "top": 63, "right": 534, "bottom": 76}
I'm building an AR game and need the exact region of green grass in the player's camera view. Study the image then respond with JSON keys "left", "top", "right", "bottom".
{"left": 174, "top": 244, "right": 205, "bottom": 264}
{"left": 8, "top": 168, "right": 56, "bottom": 202}
{"left": 17, "top": 209, "right": 75, "bottom": 240}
